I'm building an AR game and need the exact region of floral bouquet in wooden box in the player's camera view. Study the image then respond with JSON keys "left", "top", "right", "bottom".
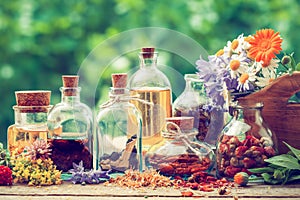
{"left": 196, "top": 28, "right": 300, "bottom": 154}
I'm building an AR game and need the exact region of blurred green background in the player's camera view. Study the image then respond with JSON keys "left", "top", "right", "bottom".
{"left": 1, "top": 0, "right": 300, "bottom": 147}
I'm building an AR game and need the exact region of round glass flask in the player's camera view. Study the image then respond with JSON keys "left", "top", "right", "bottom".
{"left": 216, "top": 101, "right": 277, "bottom": 178}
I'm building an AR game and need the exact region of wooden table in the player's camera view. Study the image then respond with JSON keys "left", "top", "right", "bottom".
{"left": 1, "top": 182, "right": 300, "bottom": 200}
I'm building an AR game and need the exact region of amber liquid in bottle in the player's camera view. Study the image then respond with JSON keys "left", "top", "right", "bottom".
{"left": 130, "top": 87, "right": 171, "bottom": 153}
{"left": 7, "top": 126, "right": 48, "bottom": 155}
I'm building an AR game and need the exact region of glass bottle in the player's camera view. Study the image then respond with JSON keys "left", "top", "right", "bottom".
{"left": 145, "top": 117, "right": 215, "bottom": 178}
{"left": 129, "top": 47, "right": 172, "bottom": 154}
{"left": 95, "top": 73, "right": 142, "bottom": 172}
{"left": 173, "top": 74, "right": 211, "bottom": 141}
{"left": 216, "top": 101, "right": 277, "bottom": 179}
{"left": 7, "top": 90, "right": 51, "bottom": 156}
{"left": 47, "top": 75, "right": 93, "bottom": 172}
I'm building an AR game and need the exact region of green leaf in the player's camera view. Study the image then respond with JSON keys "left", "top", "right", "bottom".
{"left": 296, "top": 63, "right": 300, "bottom": 71}
{"left": 264, "top": 154, "right": 300, "bottom": 170}
{"left": 261, "top": 173, "right": 282, "bottom": 184}
{"left": 273, "top": 169, "right": 285, "bottom": 180}
{"left": 288, "top": 174, "right": 300, "bottom": 183}
{"left": 283, "top": 141, "right": 300, "bottom": 160}
{"left": 248, "top": 167, "right": 275, "bottom": 174}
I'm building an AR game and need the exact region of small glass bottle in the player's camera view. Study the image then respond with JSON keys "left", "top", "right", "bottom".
{"left": 173, "top": 74, "right": 211, "bottom": 141}
{"left": 145, "top": 117, "right": 215, "bottom": 178}
{"left": 7, "top": 90, "right": 51, "bottom": 155}
{"left": 129, "top": 47, "right": 172, "bottom": 153}
{"left": 216, "top": 101, "right": 277, "bottom": 179}
{"left": 47, "top": 75, "right": 93, "bottom": 172}
{"left": 95, "top": 73, "right": 142, "bottom": 172}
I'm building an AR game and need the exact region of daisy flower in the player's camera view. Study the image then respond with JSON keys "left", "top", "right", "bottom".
{"left": 237, "top": 68, "right": 256, "bottom": 91}
{"left": 247, "top": 29, "right": 282, "bottom": 64}
{"left": 255, "top": 70, "right": 276, "bottom": 87}
{"left": 255, "top": 58, "right": 279, "bottom": 75}
{"left": 227, "top": 53, "right": 249, "bottom": 79}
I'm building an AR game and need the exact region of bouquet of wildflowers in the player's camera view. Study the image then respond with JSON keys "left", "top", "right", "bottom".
{"left": 196, "top": 28, "right": 298, "bottom": 110}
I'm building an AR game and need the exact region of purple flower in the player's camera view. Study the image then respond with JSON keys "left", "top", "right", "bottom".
{"left": 68, "top": 161, "right": 110, "bottom": 185}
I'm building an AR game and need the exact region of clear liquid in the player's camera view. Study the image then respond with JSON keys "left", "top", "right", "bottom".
{"left": 130, "top": 87, "right": 171, "bottom": 152}
{"left": 7, "top": 125, "right": 48, "bottom": 155}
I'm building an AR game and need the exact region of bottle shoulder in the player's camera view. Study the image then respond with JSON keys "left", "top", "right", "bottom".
{"left": 129, "top": 67, "right": 171, "bottom": 89}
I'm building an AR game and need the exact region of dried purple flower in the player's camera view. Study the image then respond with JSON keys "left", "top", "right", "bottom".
{"left": 24, "top": 139, "right": 51, "bottom": 160}
{"left": 68, "top": 161, "right": 110, "bottom": 185}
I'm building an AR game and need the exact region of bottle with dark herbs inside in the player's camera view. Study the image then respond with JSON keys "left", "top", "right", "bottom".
{"left": 47, "top": 75, "right": 93, "bottom": 172}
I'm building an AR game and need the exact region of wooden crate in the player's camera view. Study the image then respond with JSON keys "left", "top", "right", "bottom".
{"left": 240, "top": 72, "right": 300, "bottom": 154}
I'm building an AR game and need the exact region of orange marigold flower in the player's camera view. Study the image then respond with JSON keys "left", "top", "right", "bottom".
{"left": 247, "top": 29, "right": 282, "bottom": 64}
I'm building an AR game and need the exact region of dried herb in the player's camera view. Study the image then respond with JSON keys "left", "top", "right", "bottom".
{"left": 249, "top": 142, "right": 300, "bottom": 184}
{"left": 68, "top": 161, "right": 110, "bottom": 185}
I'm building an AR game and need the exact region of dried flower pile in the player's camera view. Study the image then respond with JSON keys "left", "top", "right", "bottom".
{"left": 105, "top": 170, "right": 175, "bottom": 189}
{"left": 12, "top": 156, "right": 62, "bottom": 186}
{"left": 10, "top": 139, "right": 62, "bottom": 186}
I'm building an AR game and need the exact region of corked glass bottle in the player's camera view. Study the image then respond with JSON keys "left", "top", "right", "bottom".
{"left": 145, "top": 117, "right": 215, "bottom": 178}
{"left": 95, "top": 73, "right": 142, "bottom": 172}
{"left": 129, "top": 47, "right": 172, "bottom": 154}
{"left": 47, "top": 75, "right": 93, "bottom": 172}
{"left": 216, "top": 101, "right": 277, "bottom": 179}
{"left": 7, "top": 91, "right": 51, "bottom": 155}
{"left": 173, "top": 74, "right": 211, "bottom": 141}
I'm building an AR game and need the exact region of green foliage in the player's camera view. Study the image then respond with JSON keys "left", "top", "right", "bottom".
{"left": 249, "top": 142, "right": 300, "bottom": 184}
{"left": 1, "top": 0, "right": 300, "bottom": 147}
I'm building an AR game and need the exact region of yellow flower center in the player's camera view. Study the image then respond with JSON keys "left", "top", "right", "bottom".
{"left": 231, "top": 39, "right": 239, "bottom": 50}
{"left": 230, "top": 60, "right": 241, "bottom": 71}
{"left": 240, "top": 73, "right": 249, "bottom": 84}
{"left": 216, "top": 49, "right": 224, "bottom": 56}
{"left": 269, "top": 78, "right": 274, "bottom": 84}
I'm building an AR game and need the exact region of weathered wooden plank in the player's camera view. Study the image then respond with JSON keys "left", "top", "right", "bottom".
{"left": 0, "top": 182, "right": 299, "bottom": 199}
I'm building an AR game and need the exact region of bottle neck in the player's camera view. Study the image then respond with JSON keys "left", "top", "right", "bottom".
{"left": 13, "top": 105, "right": 51, "bottom": 128}
{"left": 233, "top": 102, "right": 263, "bottom": 123}
{"left": 139, "top": 52, "right": 158, "bottom": 68}
{"left": 60, "top": 87, "right": 81, "bottom": 103}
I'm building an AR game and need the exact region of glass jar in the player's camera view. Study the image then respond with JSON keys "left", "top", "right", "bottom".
{"left": 173, "top": 74, "right": 211, "bottom": 141}
{"left": 129, "top": 47, "right": 172, "bottom": 153}
{"left": 216, "top": 101, "right": 277, "bottom": 178}
{"left": 47, "top": 75, "right": 93, "bottom": 172}
{"left": 145, "top": 117, "right": 215, "bottom": 178}
{"left": 95, "top": 73, "right": 142, "bottom": 172}
{"left": 7, "top": 91, "right": 51, "bottom": 156}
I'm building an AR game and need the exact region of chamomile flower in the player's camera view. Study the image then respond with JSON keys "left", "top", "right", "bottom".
{"left": 227, "top": 53, "right": 249, "bottom": 79}
{"left": 224, "top": 34, "right": 245, "bottom": 56}
{"left": 237, "top": 69, "right": 256, "bottom": 91}
{"left": 255, "top": 70, "right": 276, "bottom": 87}
{"left": 255, "top": 59, "right": 279, "bottom": 75}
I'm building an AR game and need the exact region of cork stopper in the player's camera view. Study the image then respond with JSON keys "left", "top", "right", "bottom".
{"left": 15, "top": 90, "right": 51, "bottom": 106}
{"left": 62, "top": 75, "right": 79, "bottom": 96}
{"left": 62, "top": 75, "right": 79, "bottom": 87}
{"left": 112, "top": 73, "right": 127, "bottom": 88}
{"left": 165, "top": 117, "right": 194, "bottom": 131}
{"left": 141, "top": 47, "right": 155, "bottom": 59}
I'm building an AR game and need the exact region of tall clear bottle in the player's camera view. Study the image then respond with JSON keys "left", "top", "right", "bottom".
{"left": 129, "top": 47, "right": 172, "bottom": 154}
{"left": 95, "top": 73, "right": 142, "bottom": 172}
{"left": 47, "top": 75, "right": 93, "bottom": 172}
{"left": 7, "top": 91, "right": 51, "bottom": 156}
